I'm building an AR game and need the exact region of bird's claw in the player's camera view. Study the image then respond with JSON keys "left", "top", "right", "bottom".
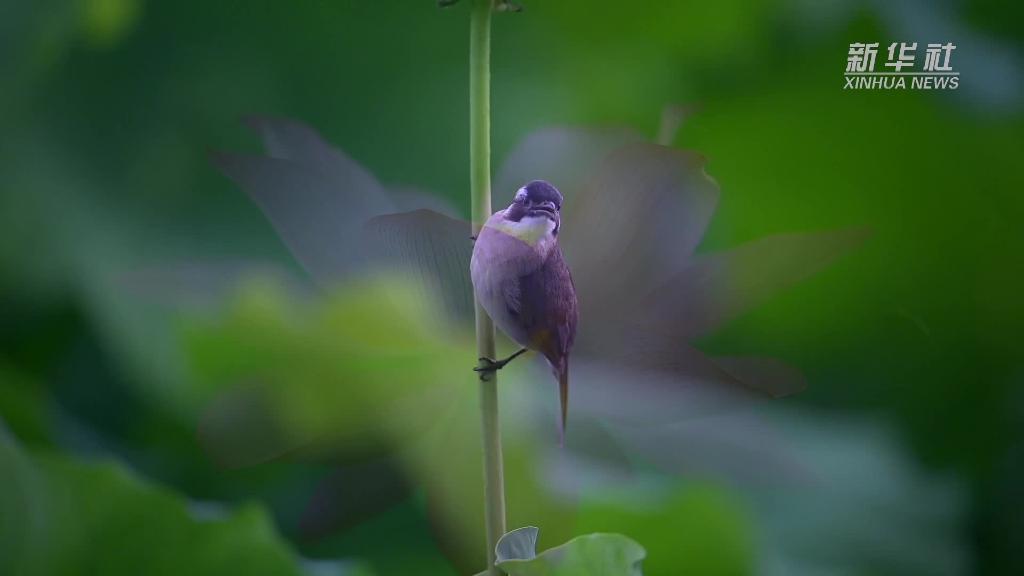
{"left": 473, "top": 349, "right": 528, "bottom": 379}
{"left": 474, "top": 356, "right": 507, "bottom": 375}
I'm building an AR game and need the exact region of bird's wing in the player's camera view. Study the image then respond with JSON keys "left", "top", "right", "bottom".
{"left": 502, "top": 280, "right": 522, "bottom": 317}
{"left": 515, "top": 247, "right": 578, "bottom": 362}
{"left": 514, "top": 247, "right": 577, "bottom": 439}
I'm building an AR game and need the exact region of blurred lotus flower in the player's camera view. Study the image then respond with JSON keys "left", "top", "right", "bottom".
{"left": 183, "top": 115, "right": 867, "bottom": 568}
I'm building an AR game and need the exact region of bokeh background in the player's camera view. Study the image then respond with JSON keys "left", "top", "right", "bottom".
{"left": 2, "top": 0, "right": 1023, "bottom": 574}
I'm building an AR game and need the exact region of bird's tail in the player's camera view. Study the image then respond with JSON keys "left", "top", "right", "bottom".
{"left": 556, "top": 360, "right": 569, "bottom": 445}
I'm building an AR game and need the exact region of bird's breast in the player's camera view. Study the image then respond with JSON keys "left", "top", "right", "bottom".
{"left": 470, "top": 224, "right": 547, "bottom": 348}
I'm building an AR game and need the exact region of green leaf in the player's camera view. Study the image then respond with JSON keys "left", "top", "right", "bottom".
{"left": 496, "top": 526, "right": 540, "bottom": 563}
{"left": 495, "top": 528, "right": 645, "bottom": 576}
{"left": 0, "top": 423, "right": 358, "bottom": 576}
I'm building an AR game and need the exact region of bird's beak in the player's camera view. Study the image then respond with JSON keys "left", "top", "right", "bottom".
{"left": 529, "top": 201, "right": 557, "bottom": 219}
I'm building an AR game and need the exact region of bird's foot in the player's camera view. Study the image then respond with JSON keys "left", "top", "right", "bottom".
{"left": 474, "top": 356, "right": 509, "bottom": 375}
{"left": 473, "top": 348, "right": 528, "bottom": 379}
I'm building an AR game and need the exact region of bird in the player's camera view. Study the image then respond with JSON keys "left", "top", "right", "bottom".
{"left": 470, "top": 180, "right": 579, "bottom": 438}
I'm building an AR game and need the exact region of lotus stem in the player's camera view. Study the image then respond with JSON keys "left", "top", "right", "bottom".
{"left": 469, "top": 0, "right": 507, "bottom": 573}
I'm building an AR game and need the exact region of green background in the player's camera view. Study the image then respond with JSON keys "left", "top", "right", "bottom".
{"left": 1, "top": 0, "right": 1022, "bottom": 574}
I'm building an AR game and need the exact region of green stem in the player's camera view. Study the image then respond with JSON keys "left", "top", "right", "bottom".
{"left": 469, "top": 1, "right": 506, "bottom": 573}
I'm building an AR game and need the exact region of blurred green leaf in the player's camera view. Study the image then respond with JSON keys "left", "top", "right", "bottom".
{"left": 0, "top": 362, "right": 51, "bottom": 447}
{"left": 0, "top": 422, "right": 356, "bottom": 576}
{"left": 183, "top": 273, "right": 469, "bottom": 466}
{"left": 576, "top": 484, "right": 753, "bottom": 576}
{"left": 80, "top": 0, "right": 141, "bottom": 48}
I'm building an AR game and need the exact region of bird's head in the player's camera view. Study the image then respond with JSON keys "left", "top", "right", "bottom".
{"left": 502, "top": 180, "right": 564, "bottom": 236}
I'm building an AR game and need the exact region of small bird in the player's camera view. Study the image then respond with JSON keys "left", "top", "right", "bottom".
{"left": 470, "top": 180, "right": 579, "bottom": 438}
